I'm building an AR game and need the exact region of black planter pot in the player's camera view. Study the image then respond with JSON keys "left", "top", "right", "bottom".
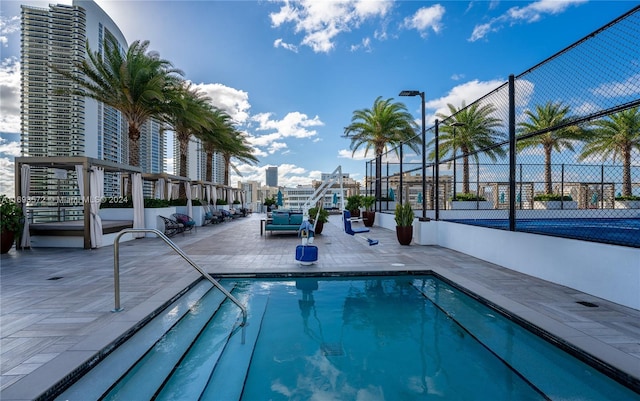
{"left": 395, "top": 226, "right": 413, "bottom": 245}
{"left": 1, "top": 230, "right": 15, "bottom": 254}
{"left": 363, "top": 211, "right": 375, "bottom": 227}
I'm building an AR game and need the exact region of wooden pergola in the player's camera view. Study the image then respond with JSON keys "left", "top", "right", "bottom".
{"left": 15, "top": 156, "right": 143, "bottom": 249}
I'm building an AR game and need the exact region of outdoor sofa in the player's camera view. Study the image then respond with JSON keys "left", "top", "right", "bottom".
{"left": 264, "top": 210, "right": 304, "bottom": 234}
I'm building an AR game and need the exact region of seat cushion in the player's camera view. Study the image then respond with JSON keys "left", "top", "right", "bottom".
{"left": 272, "top": 213, "right": 289, "bottom": 225}
{"left": 289, "top": 213, "right": 303, "bottom": 225}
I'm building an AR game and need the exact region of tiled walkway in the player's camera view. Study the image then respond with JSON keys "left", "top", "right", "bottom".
{"left": 1, "top": 213, "right": 639, "bottom": 400}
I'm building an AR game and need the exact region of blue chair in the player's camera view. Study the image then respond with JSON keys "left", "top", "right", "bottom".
{"left": 343, "top": 210, "right": 369, "bottom": 235}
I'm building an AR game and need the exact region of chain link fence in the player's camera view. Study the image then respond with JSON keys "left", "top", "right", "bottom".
{"left": 368, "top": 6, "right": 640, "bottom": 248}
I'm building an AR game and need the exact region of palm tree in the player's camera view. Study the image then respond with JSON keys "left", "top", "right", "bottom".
{"left": 53, "top": 34, "right": 182, "bottom": 168}
{"left": 164, "top": 82, "right": 212, "bottom": 197}
{"left": 343, "top": 96, "right": 420, "bottom": 202}
{"left": 578, "top": 107, "right": 640, "bottom": 197}
{"left": 517, "top": 101, "right": 582, "bottom": 194}
{"left": 195, "top": 108, "right": 234, "bottom": 183}
{"left": 220, "top": 130, "right": 258, "bottom": 186}
{"left": 433, "top": 102, "right": 506, "bottom": 195}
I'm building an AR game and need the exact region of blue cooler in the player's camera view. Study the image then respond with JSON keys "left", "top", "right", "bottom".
{"left": 295, "top": 245, "right": 318, "bottom": 265}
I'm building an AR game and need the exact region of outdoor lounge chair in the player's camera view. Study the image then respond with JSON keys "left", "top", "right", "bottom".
{"left": 200, "top": 202, "right": 222, "bottom": 225}
{"left": 343, "top": 210, "right": 370, "bottom": 235}
{"left": 172, "top": 213, "right": 196, "bottom": 232}
{"left": 159, "top": 215, "right": 184, "bottom": 237}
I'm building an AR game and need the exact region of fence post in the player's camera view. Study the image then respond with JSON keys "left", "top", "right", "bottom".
{"left": 600, "top": 164, "right": 604, "bottom": 210}
{"left": 434, "top": 120, "right": 440, "bottom": 220}
{"left": 509, "top": 74, "right": 516, "bottom": 231}
{"left": 399, "top": 142, "right": 404, "bottom": 205}
{"left": 561, "top": 163, "right": 565, "bottom": 209}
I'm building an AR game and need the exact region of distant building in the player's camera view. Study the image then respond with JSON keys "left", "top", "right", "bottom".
{"left": 20, "top": 0, "right": 165, "bottom": 197}
{"left": 266, "top": 166, "right": 278, "bottom": 187}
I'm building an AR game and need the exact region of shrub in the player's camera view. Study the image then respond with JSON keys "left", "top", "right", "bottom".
{"left": 0, "top": 195, "right": 23, "bottom": 233}
{"left": 144, "top": 198, "right": 171, "bottom": 208}
{"left": 216, "top": 198, "right": 228, "bottom": 205}
{"left": 451, "top": 193, "right": 486, "bottom": 201}
{"left": 345, "top": 195, "right": 362, "bottom": 211}
{"left": 533, "top": 194, "right": 572, "bottom": 201}
{"left": 361, "top": 195, "right": 376, "bottom": 211}
{"left": 394, "top": 203, "right": 414, "bottom": 227}
{"left": 308, "top": 207, "right": 329, "bottom": 223}
{"left": 615, "top": 195, "right": 640, "bottom": 201}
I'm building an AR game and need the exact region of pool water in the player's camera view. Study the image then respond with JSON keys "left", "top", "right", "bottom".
{"left": 59, "top": 276, "right": 640, "bottom": 400}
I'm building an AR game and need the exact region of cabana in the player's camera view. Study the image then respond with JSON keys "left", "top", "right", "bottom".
{"left": 15, "top": 157, "right": 143, "bottom": 249}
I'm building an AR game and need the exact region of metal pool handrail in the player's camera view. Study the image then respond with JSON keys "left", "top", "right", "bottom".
{"left": 112, "top": 228, "right": 247, "bottom": 326}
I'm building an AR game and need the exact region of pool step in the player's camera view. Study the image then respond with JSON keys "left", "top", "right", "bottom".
{"left": 153, "top": 290, "right": 268, "bottom": 400}
{"left": 99, "top": 282, "right": 239, "bottom": 400}
{"left": 199, "top": 291, "right": 269, "bottom": 400}
{"left": 55, "top": 280, "right": 221, "bottom": 401}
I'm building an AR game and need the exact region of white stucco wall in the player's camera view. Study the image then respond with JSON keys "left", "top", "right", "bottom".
{"left": 375, "top": 212, "right": 640, "bottom": 310}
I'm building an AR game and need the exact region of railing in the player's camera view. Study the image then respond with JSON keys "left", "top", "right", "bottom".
{"left": 112, "top": 228, "right": 247, "bottom": 327}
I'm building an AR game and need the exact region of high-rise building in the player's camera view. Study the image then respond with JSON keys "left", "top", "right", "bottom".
{"left": 266, "top": 166, "right": 278, "bottom": 187}
{"left": 20, "top": 0, "right": 165, "bottom": 197}
{"left": 172, "top": 136, "right": 225, "bottom": 184}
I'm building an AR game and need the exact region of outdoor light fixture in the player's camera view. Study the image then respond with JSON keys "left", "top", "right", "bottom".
{"left": 399, "top": 90, "right": 427, "bottom": 219}
{"left": 399, "top": 90, "right": 421, "bottom": 97}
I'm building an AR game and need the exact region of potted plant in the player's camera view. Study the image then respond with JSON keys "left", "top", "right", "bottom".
{"left": 1, "top": 195, "right": 23, "bottom": 254}
{"left": 394, "top": 202, "right": 414, "bottom": 245}
{"left": 361, "top": 195, "right": 376, "bottom": 227}
{"left": 345, "top": 195, "right": 362, "bottom": 218}
{"left": 308, "top": 206, "right": 329, "bottom": 235}
{"left": 264, "top": 197, "right": 276, "bottom": 212}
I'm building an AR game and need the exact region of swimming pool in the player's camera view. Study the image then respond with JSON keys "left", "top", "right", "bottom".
{"left": 55, "top": 275, "right": 640, "bottom": 400}
{"left": 447, "top": 218, "right": 640, "bottom": 247}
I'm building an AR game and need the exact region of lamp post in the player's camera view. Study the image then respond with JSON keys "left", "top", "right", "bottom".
{"left": 450, "top": 122, "right": 465, "bottom": 200}
{"left": 399, "top": 90, "right": 426, "bottom": 220}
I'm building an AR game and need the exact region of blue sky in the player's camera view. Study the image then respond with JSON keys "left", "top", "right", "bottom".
{"left": 0, "top": 0, "right": 636, "bottom": 197}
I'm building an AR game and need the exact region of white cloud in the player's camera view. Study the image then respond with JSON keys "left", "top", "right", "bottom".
{"left": 0, "top": 57, "right": 21, "bottom": 133}
{"left": 350, "top": 37, "right": 372, "bottom": 52}
{"left": 425, "top": 78, "right": 507, "bottom": 124}
{"left": 0, "top": 15, "right": 20, "bottom": 48}
{"left": 469, "top": 0, "right": 587, "bottom": 42}
{"left": 0, "top": 156, "right": 15, "bottom": 198}
{"left": 402, "top": 4, "right": 445, "bottom": 38}
{"left": 192, "top": 82, "right": 251, "bottom": 124}
{"left": 591, "top": 73, "right": 640, "bottom": 98}
{"left": 0, "top": 137, "right": 19, "bottom": 198}
{"left": 0, "top": 137, "right": 20, "bottom": 157}
{"left": 269, "top": 0, "right": 393, "bottom": 53}
{"left": 229, "top": 162, "right": 322, "bottom": 188}
{"left": 274, "top": 38, "right": 299, "bottom": 53}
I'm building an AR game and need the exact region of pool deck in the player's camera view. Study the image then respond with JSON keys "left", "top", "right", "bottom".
{"left": 1, "top": 213, "right": 639, "bottom": 400}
